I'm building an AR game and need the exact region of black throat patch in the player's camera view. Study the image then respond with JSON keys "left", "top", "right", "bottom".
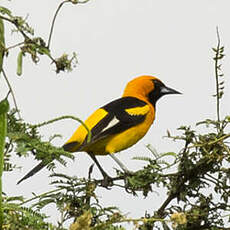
{"left": 148, "top": 80, "right": 165, "bottom": 106}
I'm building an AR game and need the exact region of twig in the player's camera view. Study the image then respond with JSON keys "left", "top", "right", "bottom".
{"left": 0, "top": 15, "right": 56, "bottom": 63}
{"left": 0, "top": 15, "right": 29, "bottom": 40}
{"left": 20, "top": 188, "right": 62, "bottom": 205}
{"left": 157, "top": 140, "right": 190, "bottom": 217}
{"left": 2, "top": 68, "right": 21, "bottom": 119}
{"left": 47, "top": 0, "right": 70, "bottom": 48}
{"left": 29, "top": 115, "right": 91, "bottom": 143}
{"left": 47, "top": 0, "right": 91, "bottom": 48}
{"left": 157, "top": 193, "right": 176, "bottom": 217}
{"left": 5, "top": 41, "right": 25, "bottom": 51}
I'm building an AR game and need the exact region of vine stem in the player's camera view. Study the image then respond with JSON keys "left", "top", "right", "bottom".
{"left": 47, "top": 0, "right": 70, "bottom": 48}
{"left": 29, "top": 115, "right": 91, "bottom": 143}
{"left": 2, "top": 69, "right": 21, "bottom": 119}
{"left": 47, "top": 0, "right": 91, "bottom": 48}
{"left": 5, "top": 41, "right": 25, "bottom": 51}
{"left": 20, "top": 188, "right": 62, "bottom": 206}
{"left": 214, "top": 27, "right": 221, "bottom": 130}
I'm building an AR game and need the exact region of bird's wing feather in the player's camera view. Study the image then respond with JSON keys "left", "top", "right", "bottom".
{"left": 78, "top": 96, "right": 149, "bottom": 150}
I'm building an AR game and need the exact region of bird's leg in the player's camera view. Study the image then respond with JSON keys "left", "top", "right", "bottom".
{"left": 87, "top": 152, "right": 113, "bottom": 187}
{"left": 109, "top": 154, "right": 134, "bottom": 175}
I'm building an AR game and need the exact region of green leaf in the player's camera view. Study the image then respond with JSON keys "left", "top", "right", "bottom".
{"left": 220, "top": 46, "right": 224, "bottom": 52}
{"left": 218, "top": 54, "right": 225, "bottom": 59}
{"left": 38, "top": 47, "right": 50, "bottom": 56}
{"left": 0, "top": 98, "right": 9, "bottom": 115}
{"left": 146, "top": 144, "right": 159, "bottom": 158}
{"left": 219, "top": 81, "right": 224, "bottom": 85}
{"left": 226, "top": 116, "right": 230, "bottom": 122}
{"left": 0, "top": 7, "right": 12, "bottom": 17}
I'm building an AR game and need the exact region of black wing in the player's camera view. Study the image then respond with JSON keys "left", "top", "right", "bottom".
{"left": 78, "top": 96, "right": 148, "bottom": 150}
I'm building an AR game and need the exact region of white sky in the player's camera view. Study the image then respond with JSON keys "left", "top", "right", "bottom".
{"left": 1, "top": 0, "right": 230, "bottom": 229}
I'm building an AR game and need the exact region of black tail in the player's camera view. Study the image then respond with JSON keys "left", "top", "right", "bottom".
{"left": 17, "top": 144, "right": 74, "bottom": 184}
{"left": 17, "top": 162, "right": 47, "bottom": 185}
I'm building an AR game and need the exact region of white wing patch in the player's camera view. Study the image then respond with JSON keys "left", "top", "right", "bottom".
{"left": 101, "top": 117, "right": 120, "bottom": 133}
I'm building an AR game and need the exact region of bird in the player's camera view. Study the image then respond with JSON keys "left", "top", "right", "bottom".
{"left": 17, "top": 75, "right": 181, "bottom": 185}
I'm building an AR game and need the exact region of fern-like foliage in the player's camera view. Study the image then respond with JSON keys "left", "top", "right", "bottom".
{"left": 5, "top": 109, "right": 74, "bottom": 172}
{"left": 3, "top": 195, "right": 56, "bottom": 230}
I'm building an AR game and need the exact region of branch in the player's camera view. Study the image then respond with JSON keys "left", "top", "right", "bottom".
{"left": 47, "top": 0, "right": 91, "bottom": 48}
{"left": 0, "top": 15, "right": 30, "bottom": 40}
{"left": 20, "top": 188, "right": 62, "bottom": 206}
{"left": 47, "top": 0, "right": 70, "bottom": 48}
{"left": 156, "top": 139, "right": 190, "bottom": 217}
{"left": 2, "top": 68, "right": 21, "bottom": 119}
{"left": 157, "top": 193, "right": 176, "bottom": 218}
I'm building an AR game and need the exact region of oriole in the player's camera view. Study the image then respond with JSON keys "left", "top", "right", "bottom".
{"left": 17, "top": 75, "right": 181, "bottom": 185}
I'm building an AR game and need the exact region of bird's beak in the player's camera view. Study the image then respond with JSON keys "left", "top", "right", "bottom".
{"left": 160, "top": 86, "right": 182, "bottom": 95}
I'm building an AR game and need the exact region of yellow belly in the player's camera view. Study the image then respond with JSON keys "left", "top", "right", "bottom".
{"left": 105, "top": 115, "right": 153, "bottom": 154}
{"left": 83, "top": 111, "right": 154, "bottom": 155}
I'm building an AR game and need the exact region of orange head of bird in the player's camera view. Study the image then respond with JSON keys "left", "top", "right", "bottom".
{"left": 122, "top": 75, "right": 181, "bottom": 106}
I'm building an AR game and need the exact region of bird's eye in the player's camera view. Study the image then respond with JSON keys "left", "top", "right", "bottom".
{"left": 153, "top": 79, "right": 164, "bottom": 89}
